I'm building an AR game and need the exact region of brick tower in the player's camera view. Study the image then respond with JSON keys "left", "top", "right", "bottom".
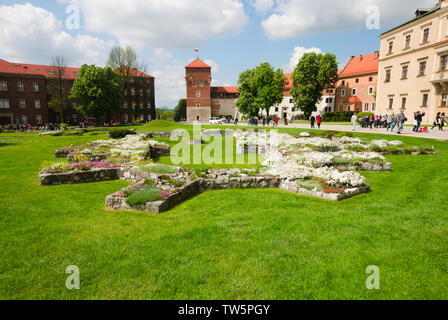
{"left": 185, "top": 58, "right": 212, "bottom": 122}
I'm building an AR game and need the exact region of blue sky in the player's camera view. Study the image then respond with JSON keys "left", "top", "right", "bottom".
{"left": 0, "top": 0, "right": 437, "bottom": 107}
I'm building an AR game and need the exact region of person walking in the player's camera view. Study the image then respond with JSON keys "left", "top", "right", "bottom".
{"left": 414, "top": 111, "right": 426, "bottom": 132}
{"left": 310, "top": 115, "right": 316, "bottom": 128}
{"left": 441, "top": 113, "right": 446, "bottom": 131}
{"left": 431, "top": 112, "right": 442, "bottom": 131}
{"left": 369, "top": 114, "right": 374, "bottom": 129}
{"left": 316, "top": 115, "right": 322, "bottom": 129}
{"left": 351, "top": 113, "right": 358, "bottom": 131}
{"left": 397, "top": 111, "right": 406, "bottom": 134}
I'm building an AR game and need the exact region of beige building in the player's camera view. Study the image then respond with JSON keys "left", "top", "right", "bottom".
{"left": 377, "top": 0, "right": 448, "bottom": 123}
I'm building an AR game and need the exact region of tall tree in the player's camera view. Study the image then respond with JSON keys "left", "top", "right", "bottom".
{"left": 107, "top": 46, "right": 150, "bottom": 121}
{"left": 49, "top": 56, "right": 68, "bottom": 122}
{"left": 291, "top": 52, "right": 339, "bottom": 118}
{"left": 70, "top": 65, "right": 123, "bottom": 124}
{"left": 174, "top": 98, "right": 187, "bottom": 122}
{"left": 236, "top": 63, "right": 286, "bottom": 118}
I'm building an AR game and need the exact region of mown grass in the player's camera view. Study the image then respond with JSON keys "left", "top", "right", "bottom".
{"left": 0, "top": 121, "right": 447, "bottom": 300}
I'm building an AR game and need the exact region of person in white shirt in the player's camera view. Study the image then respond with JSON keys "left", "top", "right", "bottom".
{"left": 351, "top": 113, "right": 358, "bottom": 131}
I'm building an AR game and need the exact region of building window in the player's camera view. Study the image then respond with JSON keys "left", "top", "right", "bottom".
{"left": 368, "top": 86, "right": 375, "bottom": 95}
{"left": 36, "top": 115, "right": 43, "bottom": 124}
{"left": 199, "top": 81, "right": 204, "bottom": 87}
{"left": 388, "top": 41, "right": 394, "bottom": 54}
{"left": 338, "top": 104, "right": 343, "bottom": 111}
{"left": 402, "top": 65, "right": 409, "bottom": 79}
{"left": 19, "top": 99, "right": 26, "bottom": 109}
{"left": 341, "top": 89, "right": 346, "bottom": 97}
{"left": 341, "top": 81, "right": 345, "bottom": 86}
{"left": 347, "top": 106, "right": 351, "bottom": 112}
{"left": 364, "top": 102, "right": 369, "bottom": 111}
{"left": 419, "top": 61, "right": 427, "bottom": 76}
{"left": 196, "top": 91, "right": 201, "bottom": 97}
{"left": 372, "top": 102, "right": 376, "bottom": 111}
{"left": 35, "top": 99, "right": 41, "bottom": 109}
{"left": 369, "top": 77, "right": 373, "bottom": 82}
{"left": 196, "top": 103, "right": 201, "bottom": 107}
{"left": 193, "top": 82, "right": 197, "bottom": 87}
{"left": 0, "top": 81, "right": 7, "bottom": 91}
{"left": 0, "top": 99, "right": 10, "bottom": 108}
{"left": 385, "top": 69, "right": 391, "bottom": 82}
{"left": 405, "top": 34, "right": 411, "bottom": 49}
{"left": 355, "top": 79, "right": 359, "bottom": 83}
{"left": 131, "top": 88, "right": 135, "bottom": 96}
{"left": 352, "top": 88, "right": 357, "bottom": 96}
{"left": 289, "top": 99, "right": 293, "bottom": 103}
{"left": 423, "top": 28, "right": 430, "bottom": 43}
{"left": 441, "top": 55, "right": 448, "bottom": 71}
{"left": 33, "top": 82, "right": 39, "bottom": 92}
{"left": 389, "top": 98, "right": 394, "bottom": 109}
{"left": 20, "top": 115, "right": 27, "bottom": 124}
{"left": 17, "top": 81, "right": 24, "bottom": 92}
{"left": 401, "top": 97, "right": 407, "bottom": 109}
{"left": 422, "top": 93, "right": 429, "bottom": 107}
{"left": 442, "top": 93, "right": 448, "bottom": 107}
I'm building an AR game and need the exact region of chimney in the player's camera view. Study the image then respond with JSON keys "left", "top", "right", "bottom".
{"left": 360, "top": 55, "right": 363, "bottom": 61}
{"left": 374, "top": 51, "right": 379, "bottom": 59}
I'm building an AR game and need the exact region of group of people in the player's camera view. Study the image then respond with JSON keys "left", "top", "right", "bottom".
{"left": 350, "top": 111, "right": 447, "bottom": 134}
{"left": 0, "top": 123, "right": 64, "bottom": 132}
{"left": 351, "top": 111, "right": 408, "bottom": 134}
{"left": 310, "top": 115, "right": 323, "bottom": 129}
{"left": 246, "top": 115, "right": 290, "bottom": 127}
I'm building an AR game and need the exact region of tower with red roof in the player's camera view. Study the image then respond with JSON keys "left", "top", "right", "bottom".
{"left": 185, "top": 58, "right": 212, "bottom": 122}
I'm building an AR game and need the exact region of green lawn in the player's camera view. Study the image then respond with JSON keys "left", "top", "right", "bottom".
{"left": 0, "top": 121, "right": 447, "bottom": 299}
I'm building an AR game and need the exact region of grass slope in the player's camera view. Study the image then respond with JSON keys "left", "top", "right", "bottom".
{"left": 0, "top": 121, "right": 447, "bottom": 299}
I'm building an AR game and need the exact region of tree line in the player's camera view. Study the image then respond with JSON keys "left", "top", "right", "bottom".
{"left": 236, "top": 52, "right": 339, "bottom": 119}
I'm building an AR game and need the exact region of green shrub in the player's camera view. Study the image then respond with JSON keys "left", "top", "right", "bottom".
{"left": 141, "top": 164, "right": 178, "bottom": 174}
{"left": 296, "top": 179, "right": 324, "bottom": 191}
{"left": 332, "top": 157, "right": 351, "bottom": 166}
{"left": 322, "top": 111, "right": 354, "bottom": 122}
{"left": 109, "top": 129, "right": 137, "bottom": 139}
{"left": 126, "top": 187, "right": 162, "bottom": 206}
{"left": 357, "top": 112, "right": 374, "bottom": 118}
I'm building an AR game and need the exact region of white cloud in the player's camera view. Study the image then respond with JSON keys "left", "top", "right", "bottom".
{"left": 286, "top": 46, "right": 322, "bottom": 72}
{"left": 0, "top": 3, "right": 114, "bottom": 66}
{"left": 61, "top": 0, "right": 248, "bottom": 49}
{"left": 262, "top": 0, "right": 436, "bottom": 40}
{"left": 251, "top": 0, "right": 275, "bottom": 12}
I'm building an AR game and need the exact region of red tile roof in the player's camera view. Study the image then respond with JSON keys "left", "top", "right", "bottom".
{"left": 284, "top": 74, "right": 293, "bottom": 89}
{"left": 0, "top": 59, "right": 152, "bottom": 80}
{"left": 186, "top": 58, "right": 211, "bottom": 68}
{"left": 347, "top": 96, "right": 362, "bottom": 104}
{"left": 211, "top": 86, "right": 239, "bottom": 94}
{"left": 339, "top": 52, "right": 379, "bottom": 78}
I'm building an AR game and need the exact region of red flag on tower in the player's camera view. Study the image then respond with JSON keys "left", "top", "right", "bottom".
{"left": 194, "top": 49, "right": 199, "bottom": 52}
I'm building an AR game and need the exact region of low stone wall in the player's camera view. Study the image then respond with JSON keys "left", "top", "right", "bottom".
{"left": 150, "top": 145, "right": 171, "bottom": 158}
{"left": 55, "top": 149, "right": 71, "bottom": 158}
{"left": 279, "top": 180, "right": 371, "bottom": 201}
{"left": 335, "top": 162, "right": 392, "bottom": 172}
{"left": 118, "top": 167, "right": 152, "bottom": 183}
{"left": 146, "top": 130, "right": 184, "bottom": 138}
{"left": 106, "top": 177, "right": 280, "bottom": 214}
{"left": 39, "top": 168, "right": 120, "bottom": 186}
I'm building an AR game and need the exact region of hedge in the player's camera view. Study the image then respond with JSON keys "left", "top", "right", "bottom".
{"left": 109, "top": 129, "right": 137, "bottom": 139}
{"left": 322, "top": 111, "right": 355, "bottom": 122}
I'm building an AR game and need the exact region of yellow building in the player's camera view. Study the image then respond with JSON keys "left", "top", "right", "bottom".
{"left": 377, "top": 0, "right": 448, "bottom": 123}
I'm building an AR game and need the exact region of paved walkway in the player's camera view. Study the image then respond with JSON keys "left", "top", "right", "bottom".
{"left": 227, "top": 123, "right": 448, "bottom": 141}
